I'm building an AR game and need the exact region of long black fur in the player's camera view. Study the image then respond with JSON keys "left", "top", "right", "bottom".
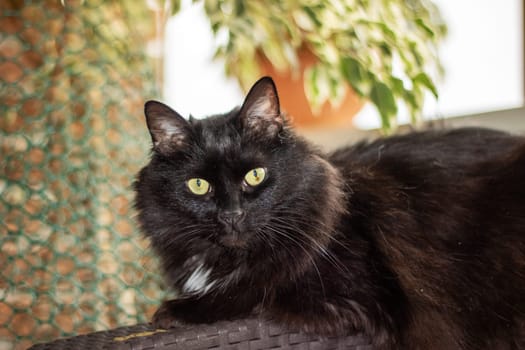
{"left": 134, "top": 77, "right": 525, "bottom": 349}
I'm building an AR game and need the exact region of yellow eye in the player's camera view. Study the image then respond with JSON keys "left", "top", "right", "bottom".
{"left": 244, "top": 167, "right": 266, "bottom": 187}
{"left": 187, "top": 178, "right": 210, "bottom": 195}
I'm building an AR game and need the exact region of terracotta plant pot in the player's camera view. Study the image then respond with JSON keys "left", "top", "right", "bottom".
{"left": 258, "top": 49, "right": 364, "bottom": 129}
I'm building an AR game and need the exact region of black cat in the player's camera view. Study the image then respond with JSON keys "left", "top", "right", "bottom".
{"left": 134, "top": 77, "right": 525, "bottom": 349}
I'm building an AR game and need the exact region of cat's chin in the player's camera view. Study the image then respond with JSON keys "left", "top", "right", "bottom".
{"left": 218, "top": 234, "right": 249, "bottom": 249}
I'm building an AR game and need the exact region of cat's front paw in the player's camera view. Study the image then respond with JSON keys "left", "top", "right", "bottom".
{"left": 152, "top": 300, "right": 185, "bottom": 329}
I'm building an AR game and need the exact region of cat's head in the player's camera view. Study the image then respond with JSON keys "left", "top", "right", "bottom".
{"left": 134, "top": 77, "right": 345, "bottom": 286}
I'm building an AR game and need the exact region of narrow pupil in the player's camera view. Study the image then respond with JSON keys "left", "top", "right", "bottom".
{"left": 253, "top": 170, "right": 258, "bottom": 178}
{"left": 196, "top": 179, "right": 201, "bottom": 187}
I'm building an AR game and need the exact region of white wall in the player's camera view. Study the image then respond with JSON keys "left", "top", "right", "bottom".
{"left": 163, "top": 1, "right": 243, "bottom": 119}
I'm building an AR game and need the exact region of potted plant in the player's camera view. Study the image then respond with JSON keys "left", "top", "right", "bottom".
{"left": 169, "top": 0, "right": 447, "bottom": 132}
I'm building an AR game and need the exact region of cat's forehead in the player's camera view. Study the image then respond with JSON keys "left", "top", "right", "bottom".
{"left": 189, "top": 115, "right": 257, "bottom": 166}
{"left": 197, "top": 116, "right": 241, "bottom": 152}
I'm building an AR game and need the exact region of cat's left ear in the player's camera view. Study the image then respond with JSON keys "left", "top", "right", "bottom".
{"left": 239, "top": 77, "right": 283, "bottom": 138}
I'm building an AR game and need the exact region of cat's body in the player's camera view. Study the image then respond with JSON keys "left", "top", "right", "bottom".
{"left": 134, "top": 77, "right": 525, "bottom": 349}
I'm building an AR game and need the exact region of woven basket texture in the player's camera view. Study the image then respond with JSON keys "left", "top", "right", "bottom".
{"left": 28, "top": 318, "right": 374, "bottom": 350}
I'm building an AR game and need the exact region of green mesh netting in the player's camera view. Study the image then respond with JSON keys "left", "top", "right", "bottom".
{"left": 1, "top": 1, "right": 167, "bottom": 349}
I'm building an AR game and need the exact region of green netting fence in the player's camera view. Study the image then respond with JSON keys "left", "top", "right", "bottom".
{"left": 1, "top": 1, "right": 169, "bottom": 349}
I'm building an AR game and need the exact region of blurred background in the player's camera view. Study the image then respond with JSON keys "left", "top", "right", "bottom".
{"left": 0, "top": 1, "right": 524, "bottom": 349}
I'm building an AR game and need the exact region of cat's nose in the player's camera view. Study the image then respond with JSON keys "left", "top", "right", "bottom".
{"left": 218, "top": 209, "right": 245, "bottom": 228}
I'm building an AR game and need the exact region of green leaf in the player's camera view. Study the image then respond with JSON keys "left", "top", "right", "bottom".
{"left": 402, "top": 90, "right": 419, "bottom": 124}
{"left": 340, "top": 57, "right": 366, "bottom": 96}
{"left": 304, "top": 65, "right": 331, "bottom": 113}
{"left": 415, "top": 18, "right": 435, "bottom": 38}
{"left": 370, "top": 81, "right": 398, "bottom": 132}
{"left": 390, "top": 77, "right": 406, "bottom": 97}
{"left": 302, "top": 6, "right": 323, "bottom": 28}
{"left": 234, "top": 0, "right": 245, "bottom": 16}
{"left": 169, "top": 0, "right": 182, "bottom": 15}
{"left": 374, "top": 22, "right": 397, "bottom": 42}
{"left": 413, "top": 72, "right": 438, "bottom": 98}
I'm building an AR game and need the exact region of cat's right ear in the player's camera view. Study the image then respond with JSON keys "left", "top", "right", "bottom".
{"left": 144, "top": 100, "right": 190, "bottom": 154}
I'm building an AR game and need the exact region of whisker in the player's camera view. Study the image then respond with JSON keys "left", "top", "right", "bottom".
{"left": 263, "top": 224, "right": 327, "bottom": 299}
{"left": 152, "top": 223, "right": 218, "bottom": 249}
{"left": 267, "top": 218, "right": 350, "bottom": 276}
{"left": 269, "top": 208, "right": 348, "bottom": 247}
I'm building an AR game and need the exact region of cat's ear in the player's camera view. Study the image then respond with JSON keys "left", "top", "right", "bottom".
{"left": 144, "top": 100, "right": 191, "bottom": 154}
{"left": 239, "top": 77, "right": 283, "bottom": 138}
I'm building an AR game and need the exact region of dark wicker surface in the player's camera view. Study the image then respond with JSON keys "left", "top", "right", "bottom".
{"left": 28, "top": 318, "right": 374, "bottom": 350}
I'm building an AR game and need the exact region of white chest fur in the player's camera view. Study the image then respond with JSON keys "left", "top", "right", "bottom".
{"left": 182, "top": 263, "right": 215, "bottom": 294}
